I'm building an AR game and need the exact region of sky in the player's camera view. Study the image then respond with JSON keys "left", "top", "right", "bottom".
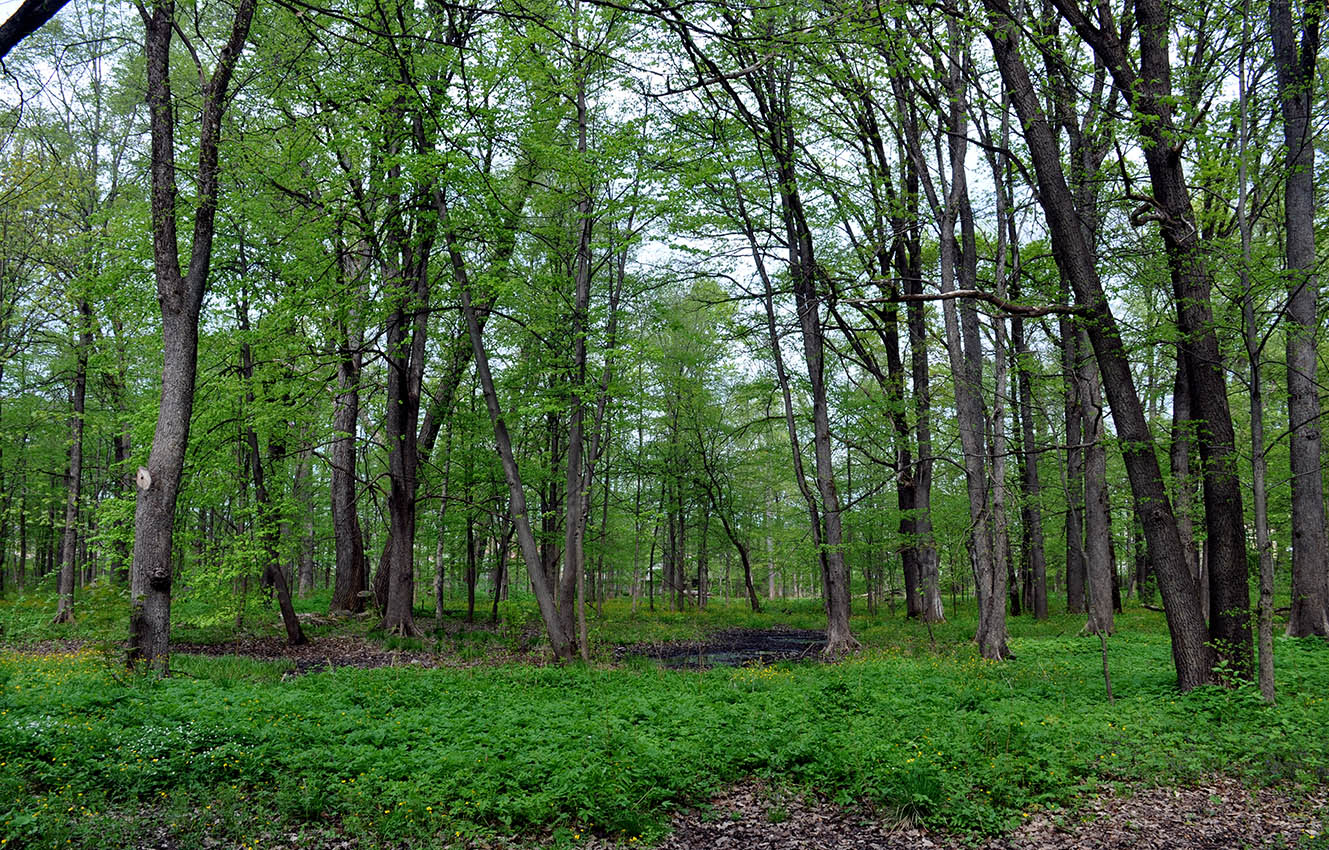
{"left": 1, "top": 0, "right": 24, "bottom": 26}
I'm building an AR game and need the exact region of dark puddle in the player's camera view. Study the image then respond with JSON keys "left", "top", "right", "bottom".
{"left": 622, "top": 627, "right": 826, "bottom": 669}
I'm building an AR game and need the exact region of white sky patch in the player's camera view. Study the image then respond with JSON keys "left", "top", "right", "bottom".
{"left": 1, "top": 0, "right": 24, "bottom": 28}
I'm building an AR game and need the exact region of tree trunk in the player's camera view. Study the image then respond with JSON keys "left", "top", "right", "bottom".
{"left": 1012, "top": 309, "right": 1049, "bottom": 619}
{"left": 377, "top": 247, "right": 431, "bottom": 637}
{"left": 1063, "top": 324, "right": 1087, "bottom": 614}
{"left": 1080, "top": 336, "right": 1114, "bottom": 635}
{"left": 53, "top": 299, "right": 91, "bottom": 623}
{"left": 329, "top": 296, "right": 367, "bottom": 614}
{"left": 983, "top": 0, "right": 1216, "bottom": 689}
{"left": 920, "top": 23, "right": 1001, "bottom": 657}
{"left": 1271, "top": 0, "right": 1329, "bottom": 639}
{"left": 128, "top": 0, "right": 256, "bottom": 673}
{"left": 901, "top": 161, "right": 943, "bottom": 625}
{"left": 450, "top": 217, "right": 572, "bottom": 658}
{"left": 1048, "top": 0, "right": 1252, "bottom": 680}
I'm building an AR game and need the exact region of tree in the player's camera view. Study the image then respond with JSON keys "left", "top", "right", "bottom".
{"left": 127, "top": 0, "right": 257, "bottom": 672}
{"left": 0, "top": 0, "right": 71, "bottom": 59}
{"left": 659, "top": 5, "right": 857, "bottom": 652}
{"left": 1271, "top": 0, "right": 1328, "bottom": 638}
{"left": 1048, "top": 0, "right": 1254, "bottom": 679}
{"left": 983, "top": 0, "right": 1218, "bottom": 688}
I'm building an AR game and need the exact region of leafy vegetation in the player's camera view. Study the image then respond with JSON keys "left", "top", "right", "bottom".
{"left": 3, "top": 592, "right": 1328, "bottom": 848}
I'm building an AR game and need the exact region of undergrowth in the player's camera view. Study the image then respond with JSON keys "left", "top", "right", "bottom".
{"left": 1, "top": 589, "right": 1328, "bottom": 849}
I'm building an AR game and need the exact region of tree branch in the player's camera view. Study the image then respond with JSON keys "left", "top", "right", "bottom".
{"left": 847, "top": 287, "right": 1092, "bottom": 318}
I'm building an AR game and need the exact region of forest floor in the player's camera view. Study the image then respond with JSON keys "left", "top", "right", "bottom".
{"left": 4, "top": 587, "right": 1329, "bottom": 850}
{"left": 163, "top": 622, "right": 832, "bottom": 674}
{"left": 127, "top": 776, "right": 1326, "bottom": 849}
{"left": 649, "top": 776, "right": 1327, "bottom": 850}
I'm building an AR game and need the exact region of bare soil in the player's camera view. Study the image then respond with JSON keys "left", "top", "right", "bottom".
{"left": 645, "top": 776, "right": 1327, "bottom": 850}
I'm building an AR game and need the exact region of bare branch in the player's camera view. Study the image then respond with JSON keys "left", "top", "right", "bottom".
{"left": 847, "top": 287, "right": 1092, "bottom": 318}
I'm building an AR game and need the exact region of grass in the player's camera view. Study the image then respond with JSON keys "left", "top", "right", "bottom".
{"left": 1, "top": 582, "right": 1328, "bottom": 848}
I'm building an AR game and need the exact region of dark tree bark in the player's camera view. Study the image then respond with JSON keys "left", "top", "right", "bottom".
{"left": 1271, "top": 0, "right": 1329, "bottom": 638}
{"left": 127, "top": 0, "right": 256, "bottom": 673}
{"left": 1047, "top": 0, "right": 1252, "bottom": 680}
{"left": 53, "top": 299, "right": 91, "bottom": 623}
{"left": 1011, "top": 306, "right": 1049, "bottom": 619}
{"left": 329, "top": 278, "right": 367, "bottom": 613}
{"left": 983, "top": 0, "right": 1216, "bottom": 689}
{"left": 831, "top": 65, "right": 926, "bottom": 621}
{"left": 378, "top": 256, "right": 430, "bottom": 636}
{"left": 0, "top": 0, "right": 69, "bottom": 59}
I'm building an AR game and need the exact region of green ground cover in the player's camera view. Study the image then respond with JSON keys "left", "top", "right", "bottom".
{"left": 1, "top": 588, "right": 1328, "bottom": 849}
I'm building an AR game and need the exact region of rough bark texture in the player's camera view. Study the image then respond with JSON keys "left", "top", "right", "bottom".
{"left": 127, "top": 0, "right": 256, "bottom": 673}
{"left": 1012, "top": 311, "right": 1049, "bottom": 619}
{"left": 379, "top": 268, "right": 428, "bottom": 637}
{"left": 329, "top": 307, "right": 367, "bottom": 614}
{"left": 983, "top": 0, "right": 1216, "bottom": 689}
{"left": 1048, "top": 0, "right": 1251, "bottom": 681}
{"left": 1271, "top": 0, "right": 1329, "bottom": 638}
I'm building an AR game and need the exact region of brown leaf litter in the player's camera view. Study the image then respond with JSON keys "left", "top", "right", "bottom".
{"left": 647, "top": 777, "right": 1327, "bottom": 850}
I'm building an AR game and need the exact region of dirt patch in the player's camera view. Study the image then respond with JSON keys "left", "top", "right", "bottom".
{"left": 648, "top": 776, "right": 1327, "bottom": 850}
{"left": 171, "top": 635, "right": 445, "bottom": 674}
{"left": 173, "top": 624, "right": 548, "bottom": 674}
{"left": 617, "top": 626, "right": 827, "bottom": 669}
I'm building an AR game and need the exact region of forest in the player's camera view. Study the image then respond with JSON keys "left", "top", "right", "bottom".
{"left": 0, "top": 0, "right": 1328, "bottom": 845}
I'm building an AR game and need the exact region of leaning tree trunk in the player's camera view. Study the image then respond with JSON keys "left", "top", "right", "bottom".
{"left": 1048, "top": 0, "right": 1252, "bottom": 680}
{"left": 447, "top": 210, "right": 572, "bottom": 658}
{"left": 983, "top": 0, "right": 1216, "bottom": 689}
{"left": 127, "top": 0, "right": 255, "bottom": 673}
